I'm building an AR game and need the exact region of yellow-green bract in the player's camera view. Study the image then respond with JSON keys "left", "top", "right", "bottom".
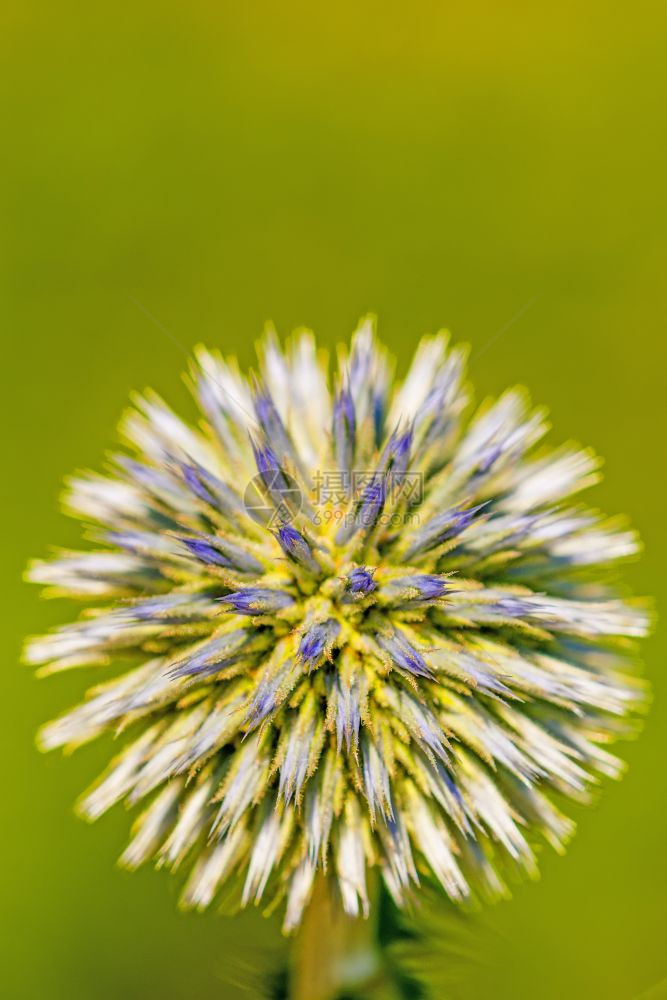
{"left": 25, "top": 318, "right": 649, "bottom": 932}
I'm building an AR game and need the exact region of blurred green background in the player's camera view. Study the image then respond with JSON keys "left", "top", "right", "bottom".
{"left": 2, "top": 1, "right": 666, "bottom": 997}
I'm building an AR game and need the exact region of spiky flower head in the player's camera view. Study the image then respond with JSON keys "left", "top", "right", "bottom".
{"left": 26, "top": 318, "right": 648, "bottom": 932}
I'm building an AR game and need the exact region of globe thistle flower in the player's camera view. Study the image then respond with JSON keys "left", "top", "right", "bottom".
{"left": 25, "top": 318, "right": 648, "bottom": 941}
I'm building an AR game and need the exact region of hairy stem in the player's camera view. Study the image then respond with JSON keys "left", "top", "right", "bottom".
{"left": 289, "top": 872, "right": 385, "bottom": 1000}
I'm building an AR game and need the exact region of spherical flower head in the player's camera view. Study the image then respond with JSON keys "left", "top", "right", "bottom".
{"left": 25, "top": 317, "right": 649, "bottom": 932}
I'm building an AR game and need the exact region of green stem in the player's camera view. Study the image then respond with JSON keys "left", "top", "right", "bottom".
{"left": 289, "top": 872, "right": 384, "bottom": 1000}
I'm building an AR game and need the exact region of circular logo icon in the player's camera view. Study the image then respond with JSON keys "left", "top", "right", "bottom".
{"left": 243, "top": 470, "right": 303, "bottom": 528}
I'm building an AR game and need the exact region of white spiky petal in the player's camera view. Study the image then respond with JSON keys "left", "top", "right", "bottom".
{"left": 25, "top": 318, "right": 648, "bottom": 931}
